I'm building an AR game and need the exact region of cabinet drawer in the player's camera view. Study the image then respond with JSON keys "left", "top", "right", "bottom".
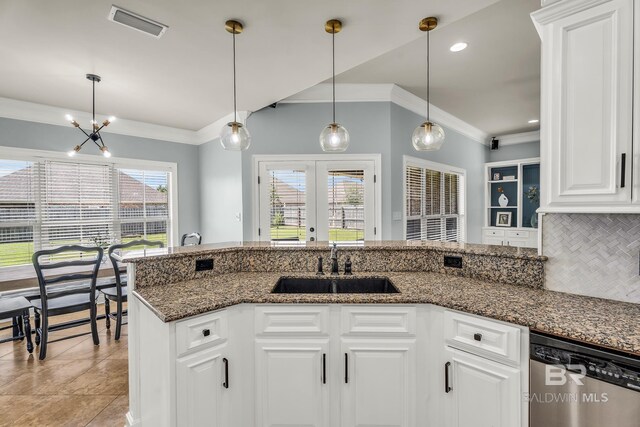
{"left": 341, "top": 306, "right": 416, "bottom": 336}
{"left": 176, "top": 310, "right": 228, "bottom": 356}
{"left": 444, "top": 310, "right": 520, "bottom": 366}
{"left": 506, "top": 230, "right": 530, "bottom": 239}
{"left": 255, "top": 305, "right": 329, "bottom": 336}
{"left": 484, "top": 229, "right": 505, "bottom": 237}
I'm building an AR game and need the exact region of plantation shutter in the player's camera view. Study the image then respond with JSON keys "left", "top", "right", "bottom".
{"left": 39, "top": 160, "right": 114, "bottom": 252}
{"left": 0, "top": 160, "right": 36, "bottom": 267}
{"left": 405, "top": 163, "right": 464, "bottom": 243}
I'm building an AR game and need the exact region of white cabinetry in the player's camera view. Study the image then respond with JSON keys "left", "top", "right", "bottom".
{"left": 442, "top": 310, "right": 528, "bottom": 427}
{"left": 532, "top": 0, "right": 637, "bottom": 212}
{"left": 444, "top": 348, "right": 521, "bottom": 427}
{"left": 176, "top": 344, "right": 230, "bottom": 427}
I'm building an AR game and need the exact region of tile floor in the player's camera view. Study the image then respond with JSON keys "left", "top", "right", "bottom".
{"left": 0, "top": 308, "right": 128, "bottom": 426}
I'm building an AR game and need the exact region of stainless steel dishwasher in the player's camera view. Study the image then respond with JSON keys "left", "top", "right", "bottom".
{"left": 530, "top": 332, "right": 640, "bottom": 427}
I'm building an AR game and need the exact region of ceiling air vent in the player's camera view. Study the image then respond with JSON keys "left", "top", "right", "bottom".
{"left": 108, "top": 5, "right": 168, "bottom": 38}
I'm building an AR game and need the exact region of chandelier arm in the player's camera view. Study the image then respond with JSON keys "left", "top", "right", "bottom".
{"left": 96, "top": 134, "right": 107, "bottom": 148}
{"left": 75, "top": 126, "right": 92, "bottom": 139}
{"left": 78, "top": 136, "right": 92, "bottom": 148}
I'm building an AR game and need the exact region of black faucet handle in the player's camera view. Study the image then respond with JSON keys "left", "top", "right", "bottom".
{"left": 344, "top": 255, "right": 352, "bottom": 275}
{"left": 316, "top": 256, "right": 325, "bottom": 275}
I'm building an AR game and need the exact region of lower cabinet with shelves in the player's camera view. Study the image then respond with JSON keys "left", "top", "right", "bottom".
{"left": 482, "top": 227, "right": 538, "bottom": 248}
{"left": 128, "top": 299, "right": 529, "bottom": 427}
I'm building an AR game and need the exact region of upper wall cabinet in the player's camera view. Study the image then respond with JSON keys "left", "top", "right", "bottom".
{"left": 532, "top": 0, "right": 638, "bottom": 212}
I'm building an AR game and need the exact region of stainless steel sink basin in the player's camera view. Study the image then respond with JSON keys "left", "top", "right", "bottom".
{"left": 271, "top": 276, "right": 399, "bottom": 294}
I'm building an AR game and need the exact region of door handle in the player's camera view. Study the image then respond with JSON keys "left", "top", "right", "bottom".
{"left": 322, "top": 353, "right": 326, "bottom": 384}
{"left": 223, "top": 357, "right": 229, "bottom": 389}
{"left": 621, "top": 153, "right": 626, "bottom": 188}
{"left": 445, "top": 362, "right": 452, "bottom": 393}
{"left": 344, "top": 353, "right": 349, "bottom": 384}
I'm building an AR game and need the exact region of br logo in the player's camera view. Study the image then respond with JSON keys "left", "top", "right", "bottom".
{"left": 545, "top": 365, "right": 587, "bottom": 386}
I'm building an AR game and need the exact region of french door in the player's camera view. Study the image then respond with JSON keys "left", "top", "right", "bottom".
{"left": 257, "top": 158, "right": 377, "bottom": 242}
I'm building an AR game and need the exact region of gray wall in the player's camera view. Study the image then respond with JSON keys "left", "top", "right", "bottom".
{"left": 390, "top": 103, "right": 488, "bottom": 243}
{"left": 0, "top": 117, "right": 201, "bottom": 239}
{"left": 239, "top": 102, "right": 487, "bottom": 243}
{"left": 198, "top": 139, "right": 244, "bottom": 244}
{"left": 488, "top": 140, "right": 540, "bottom": 162}
{"left": 243, "top": 102, "right": 393, "bottom": 240}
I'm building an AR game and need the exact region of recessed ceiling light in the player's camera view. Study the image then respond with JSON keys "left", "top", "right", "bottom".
{"left": 528, "top": 119, "right": 539, "bottom": 124}
{"left": 449, "top": 42, "right": 468, "bottom": 52}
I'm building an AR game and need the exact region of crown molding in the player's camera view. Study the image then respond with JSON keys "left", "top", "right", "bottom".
{"left": 495, "top": 130, "right": 540, "bottom": 146}
{"left": 281, "top": 83, "right": 490, "bottom": 145}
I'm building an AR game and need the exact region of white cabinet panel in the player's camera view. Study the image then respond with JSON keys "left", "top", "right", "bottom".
{"left": 445, "top": 348, "right": 521, "bottom": 427}
{"left": 176, "top": 344, "right": 229, "bottom": 427}
{"left": 341, "top": 339, "right": 416, "bottom": 427}
{"left": 535, "top": 0, "right": 634, "bottom": 209}
{"left": 255, "top": 339, "right": 330, "bottom": 427}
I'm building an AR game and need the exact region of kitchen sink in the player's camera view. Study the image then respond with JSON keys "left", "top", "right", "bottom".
{"left": 271, "top": 276, "right": 399, "bottom": 294}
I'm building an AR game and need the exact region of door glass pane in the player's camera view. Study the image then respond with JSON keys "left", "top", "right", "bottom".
{"left": 268, "top": 170, "right": 306, "bottom": 241}
{"left": 327, "top": 170, "right": 365, "bottom": 242}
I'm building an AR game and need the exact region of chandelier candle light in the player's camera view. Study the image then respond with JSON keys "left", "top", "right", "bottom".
{"left": 220, "top": 19, "right": 251, "bottom": 151}
{"left": 319, "top": 19, "right": 349, "bottom": 152}
{"left": 66, "top": 74, "right": 115, "bottom": 158}
{"left": 412, "top": 17, "right": 445, "bottom": 151}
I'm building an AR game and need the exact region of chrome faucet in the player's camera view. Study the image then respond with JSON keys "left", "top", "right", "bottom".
{"left": 330, "top": 243, "right": 339, "bottom": 275}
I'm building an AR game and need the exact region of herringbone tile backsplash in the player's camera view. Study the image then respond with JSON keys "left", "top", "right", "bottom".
{"left": 542, "top": 213, "right": 640, "bottom": 303}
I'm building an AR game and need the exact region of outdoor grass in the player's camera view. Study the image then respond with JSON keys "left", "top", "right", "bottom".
{"left": 0, "top": 233, "right": 168, "bottom": 267}
{"left": 270, "top": 225, "right": 363, "bottom": 242}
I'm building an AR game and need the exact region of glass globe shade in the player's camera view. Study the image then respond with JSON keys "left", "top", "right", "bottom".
{"left": 412, "top": 121, "right": 445, "bottom": 151}
{"left": 220, "top": 122, "right": 251, "bottom": 151}
{"left": 319, "top": 123, "right": 349, "bottom": 152}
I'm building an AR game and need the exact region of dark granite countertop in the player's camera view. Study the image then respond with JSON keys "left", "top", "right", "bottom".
{"left": 117, "top": 240, "right": 546, "bottom": 263}
{"left": 132, "top": 271, "right": 640, "bottom": 357}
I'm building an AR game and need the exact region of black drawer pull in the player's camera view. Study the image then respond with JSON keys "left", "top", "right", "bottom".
{"left": 322, "top": 353, "right": 327, "bottom": 384}
{"left": 621, "top": 153, "right": 626, "bottom": 188}
{"left": 445, "top": 362, "right": 452, "bottom": 393}
{"left": 223, "top": 357, "right": 229, "bottom": 389}
{"left": 203, "top": 329, "right": 210, "bottom": 337}
{"left": 474, "top": 333, "right": 482, "bottom": 342}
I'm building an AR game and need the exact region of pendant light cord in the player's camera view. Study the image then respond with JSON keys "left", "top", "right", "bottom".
{"left": 92, "top": 79, "right": 96, "bottom": 127}
{"left": 233, "top": 29, "right": 238, "bottom": 124}
{"left": 332, "top": 26, "right": 336, "bottom": 124}
{"left": 426, "top": 29, "right": 430, "bottom": 122}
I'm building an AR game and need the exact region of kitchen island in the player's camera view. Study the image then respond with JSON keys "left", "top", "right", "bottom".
{"left": 119, "top": 241, "right": 639, "bottom": 427}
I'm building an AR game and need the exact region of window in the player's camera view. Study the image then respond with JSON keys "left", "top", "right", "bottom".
{"left": 404, "top": 156, "right": 465, "bottom": 242}
{"left": 0, "top": 152, "right": 175, "bottom": 270}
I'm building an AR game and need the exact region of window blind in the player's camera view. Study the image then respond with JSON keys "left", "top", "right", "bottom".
{"left": 267, "top": 169, "right": 306, "bottom": 241}
{"left": 0, "top": 160, "right": 35, "bottom": 267}
{"left": 405, "top": 163, "right": 464, "bottom": 243}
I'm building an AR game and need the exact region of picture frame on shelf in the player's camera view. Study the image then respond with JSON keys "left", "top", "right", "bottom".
{"left": 492, "top": 172, "right": 501, "bottom": 181}
{"left": 496, "top": 211, "right": 512, "bottom": 227}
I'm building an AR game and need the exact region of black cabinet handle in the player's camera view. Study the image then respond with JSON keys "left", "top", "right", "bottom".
{"left": 344, "top": 353, "right": 349, "bottom": 384}
{"left": 322, "top": 353, "right": 327, "bottom": 384}
{"left": 445, "top": 362, "right": 452, "bottom": 393}
{"left": 474, "top": 333, "right": 482, "bottom": 342}
{"left": 202, "top": 329, "right": 210, "bottom": 337}
{"left": 621, "top": 153, "right": 627, "bottom": 188}
{"left": 223, "top": 357, "right": 229, "bottom": 389}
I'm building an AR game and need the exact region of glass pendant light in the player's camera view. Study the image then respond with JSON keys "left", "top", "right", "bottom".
{"left": 320, "top": 19, "right": 349, "bottom": 152}
{"left": 220, "top": 19, "right": 251, "bottom": 151}
{"left": 412, "top": 17, "right": 445, "bottom": 152}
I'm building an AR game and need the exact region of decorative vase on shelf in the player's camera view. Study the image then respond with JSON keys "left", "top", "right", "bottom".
{"left": 530, "top": 213, "right": 538, "bottom": 228}
{"left": 498, "top": 193, "right": 509, "bottom": 207}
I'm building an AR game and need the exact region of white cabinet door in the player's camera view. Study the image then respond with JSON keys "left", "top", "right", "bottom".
{"left": 444, "top": 348, "right": 521, "bottom": 427}
{"left": 341, "top": 339, "right": 416, "bottom": 427}
{"left": 176, "top": 344, "right": 230, "bottom": 427}
{"left": 540, "top": 0, "right": 634, "bottom": 208}
{"left": 255, "top": 339, "right": 330, "bottom": 427}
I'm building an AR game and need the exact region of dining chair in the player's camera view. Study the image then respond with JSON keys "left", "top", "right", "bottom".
{"left": 0, "top": 297, "right": 33, "bottom": 353}
{"left": 181, "top": 232, "right": 202, "bottom": 246}
{"left": 32, "top": 245, "right": 103, "bottom": 360}
{"left": 102, "top": 239, "right": 164, "bottom": 340}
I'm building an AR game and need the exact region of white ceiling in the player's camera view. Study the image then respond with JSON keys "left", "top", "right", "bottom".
{"left": 331, "top": 0, "right": 541, "bottom": 136}
{"left": 0, "top": 0, "right": 499, "bottom": 132}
